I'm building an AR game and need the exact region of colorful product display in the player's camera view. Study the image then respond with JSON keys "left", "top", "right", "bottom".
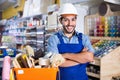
{"left": 89, "top": 16, "right": 120, "bottom": 37}
{"left": 91, "top": 39, "right": 120, "bottom": 58}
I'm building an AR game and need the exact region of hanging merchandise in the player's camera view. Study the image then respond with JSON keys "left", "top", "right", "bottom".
{"left": 23, "top": 0, "right": 51, "bottom": 17}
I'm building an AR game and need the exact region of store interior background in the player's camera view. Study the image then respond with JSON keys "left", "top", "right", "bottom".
{"left": 0, "top": 0, "right": 120, "bottom": 80}
{"left": 0, "top": 0, "right": 120, "bottom": 33}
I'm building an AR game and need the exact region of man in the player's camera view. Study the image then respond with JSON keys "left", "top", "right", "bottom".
{"left": 47, "top": 3, "right": 94, "bottom": 80}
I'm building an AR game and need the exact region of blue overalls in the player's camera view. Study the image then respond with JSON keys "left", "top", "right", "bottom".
{"left": 56, "top": 33, "right": 88, "bottom": 80}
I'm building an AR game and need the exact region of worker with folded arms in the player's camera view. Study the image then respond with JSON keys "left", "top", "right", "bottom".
{"left": 47, "top": 3, "right": 95, "bottom": 80}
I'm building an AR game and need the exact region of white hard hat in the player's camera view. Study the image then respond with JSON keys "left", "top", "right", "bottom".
{"left": 59, "top": 3, "right": 78, "bottom": 16}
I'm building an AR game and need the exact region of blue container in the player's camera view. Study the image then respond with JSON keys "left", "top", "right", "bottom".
{"left": 0, "top": 48, "right": 16, "bottom": 58}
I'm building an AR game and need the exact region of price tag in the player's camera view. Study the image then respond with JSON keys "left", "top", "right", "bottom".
{"left": 18, "top": 70, "right": 24, "bottom": 74}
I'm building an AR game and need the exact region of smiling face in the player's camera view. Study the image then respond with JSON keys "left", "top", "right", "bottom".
{"left": 60, "top": 14, "right": 77, "bottom": 35}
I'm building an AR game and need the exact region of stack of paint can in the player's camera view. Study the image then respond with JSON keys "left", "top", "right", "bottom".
{"left": 88, "top": 16, "right": 120, "bottom": 37}
{"left": 104, "top": 17, "right": 109, "bottom": 36}
{"left": 92, "top": 39, "right": 120, "bottom": 58}
{"left": 87, "top": 64, "right": 100, "bottom": 74}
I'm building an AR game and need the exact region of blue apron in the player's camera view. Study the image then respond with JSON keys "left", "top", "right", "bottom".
{"left": 56, "top": 33, "right": 88, "bottom": 80}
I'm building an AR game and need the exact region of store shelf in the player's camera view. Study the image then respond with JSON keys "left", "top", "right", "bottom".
{"left": 85, "top": 11, "right": 120, "bottom": 80}
{"left": 24, "top": 14, "right": 46, "bottom": 52}
{"left": 90, "top": 37, "right": 120, "bottom": 41}
{"left": 87, "top": 72, "right": 100, "bottom": 79}
{"left": 36, "top": 32, "right": 44, "bottom": 34}
{"left": 0, "top": 57, "right": 14, "bottom": 61}
{"left": 37, "top": 41, "right": 44, "bottom": 43}
{"left": 90, "top": 57, "right": 100, "bottom": 66}
{"left": 0, "top": 58, "right": 4, "bottom": 61}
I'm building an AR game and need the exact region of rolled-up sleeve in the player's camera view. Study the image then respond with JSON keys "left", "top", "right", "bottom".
{"left": 47, "top": 35, "right": 59, "bottom": 54}
{"left": 82, "top": 35, "right": 95, "bottom": 53}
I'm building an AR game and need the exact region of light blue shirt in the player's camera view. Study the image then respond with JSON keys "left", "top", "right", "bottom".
{"left": 47, "top": 30, "right": 95, "bottom": 54}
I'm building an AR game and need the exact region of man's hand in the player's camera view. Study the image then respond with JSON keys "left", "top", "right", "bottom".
{"left": 62, "top": 48, "right": 94, "bottom": 63}
{"left": 77, "top": 51, "right": 94, "bottom": 63}
{"left": 82, "top": 48, "right": 88, "bottom": 52}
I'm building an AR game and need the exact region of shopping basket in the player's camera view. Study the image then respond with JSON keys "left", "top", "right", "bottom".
{"left": 13, "top": 68, "right": 58, "bottom": 80}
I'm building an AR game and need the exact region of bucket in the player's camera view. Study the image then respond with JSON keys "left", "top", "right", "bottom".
{"left": 13, "top": 68, "right": 58, "bottom": 80}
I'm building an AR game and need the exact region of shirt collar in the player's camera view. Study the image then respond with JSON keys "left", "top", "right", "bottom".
{"left": 58, "top": 30, "right": 79, "bottom": 37}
